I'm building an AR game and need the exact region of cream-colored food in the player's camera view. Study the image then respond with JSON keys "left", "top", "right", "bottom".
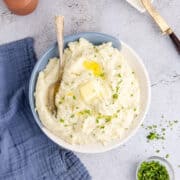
{"left": 35, "top": 38, "right": 140, "bottom": 145}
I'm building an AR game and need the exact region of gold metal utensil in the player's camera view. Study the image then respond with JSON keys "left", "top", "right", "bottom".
{"left": 48, "top": 16, "right": 64, "bottom": 114}
{"left": 141, "top": 0, "right": 180, "bottom": 54}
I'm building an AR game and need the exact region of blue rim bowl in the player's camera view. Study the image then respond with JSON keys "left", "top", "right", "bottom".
{"left": 29, "top": 32, "right": 150, "bottom": 153}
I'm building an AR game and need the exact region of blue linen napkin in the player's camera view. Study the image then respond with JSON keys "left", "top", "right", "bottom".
{"left": 0, "top": 38, "right": 91, "bottom": 180}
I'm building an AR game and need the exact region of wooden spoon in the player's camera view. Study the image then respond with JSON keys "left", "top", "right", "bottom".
{"left": 48, "top": 16, "right": 64, "bottom": 114}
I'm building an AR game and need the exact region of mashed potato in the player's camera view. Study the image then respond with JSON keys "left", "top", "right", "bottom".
{"left": 35, "top": 38, "right": 140, "bottom": 145}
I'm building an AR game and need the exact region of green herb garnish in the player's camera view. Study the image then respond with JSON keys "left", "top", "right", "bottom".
{"left": 156, "top": 150, "right": 160, "bottom": 153}
{"left": 174, "top": 120, "right": 178, "bottom": 123}
{"left": 70, "top": 114, "right": 75, "bottom": 118}
{"left": 100, "top": 126, "right": 105, "bottom": 129}
{"left": 137, "top": 161, "right": 170, "bottom": 180}
{"left": 105, "top": 116, "right": 112, "bottom": 123}
{"left": 147, "top": 132, "right": 157, "bottom": 140}
{"left": 116, "top": 86, "right": 120, "bottom": 92}
{"left": 79, "top": 109, "right": 91, "bottom": 115}
{"left": 152, "top": 125, "right": 157, "bottom": 128}
{"left": 73, "top": 96, "right": 76, "bottom": 100}
{"left": 59, "top": 119, "right": 64, "bottom": 123}
{"left": 112, "top": 94, "right": 118, "bottom": 99}
{"left": 99, "top": 73, "right": 105, "bottom": 78}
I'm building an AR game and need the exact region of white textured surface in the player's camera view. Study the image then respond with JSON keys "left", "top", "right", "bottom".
{"left": 0, "top": 0, "right": 180, "bottom": 179}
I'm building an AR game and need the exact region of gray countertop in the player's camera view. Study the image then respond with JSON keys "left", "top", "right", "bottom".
{"left": 0, "top": 0, "right": 180, "bottom": 179}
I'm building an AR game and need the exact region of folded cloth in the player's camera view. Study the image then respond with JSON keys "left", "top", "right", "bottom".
{"left": 0, "top": 38, "right": 91, "bottom": 180}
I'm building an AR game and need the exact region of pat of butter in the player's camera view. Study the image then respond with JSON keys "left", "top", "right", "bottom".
{"left": 83, "top": 60, "right": 103, "bottom": 77}
{"left": 80, "top": 80, "right": 100, "bottom": 102}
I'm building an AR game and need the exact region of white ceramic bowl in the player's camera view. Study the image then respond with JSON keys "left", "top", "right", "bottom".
{"left": 29, "top": 32, "right": 151, "bottom": 153}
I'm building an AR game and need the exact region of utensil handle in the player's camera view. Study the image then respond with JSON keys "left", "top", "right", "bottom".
{"left": 55, "top": 16, "right": 64, "bottom": 78}
{"left": 55, "top": 16, "right": 64, "bottom": 66}
{"left": 169, "top": 32, "right": 180, "bottom": 54}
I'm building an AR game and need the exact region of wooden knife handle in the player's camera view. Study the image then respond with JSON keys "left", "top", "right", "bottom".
{"left": 169, "top": 32, "right": 180, "bottom": 54}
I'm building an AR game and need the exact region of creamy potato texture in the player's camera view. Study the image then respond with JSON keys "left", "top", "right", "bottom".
{"left": 35, "top": 38, "right": 140, "bottom": 145}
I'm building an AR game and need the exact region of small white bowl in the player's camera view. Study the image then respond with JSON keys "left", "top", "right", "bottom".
{"left": 29, "top": 32, "right": 151, "bottom": 153}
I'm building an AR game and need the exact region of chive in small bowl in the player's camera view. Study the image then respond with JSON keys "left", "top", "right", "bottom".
{"left": 136, "top": 156, "right": 174, "bottom": 180}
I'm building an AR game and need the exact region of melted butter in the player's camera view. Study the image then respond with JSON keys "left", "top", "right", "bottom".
{"left": 83, "top": 60, "right": 103, "bottom": 77}
{"left": 67, "top": 92, "right": 73, "bottom": 96}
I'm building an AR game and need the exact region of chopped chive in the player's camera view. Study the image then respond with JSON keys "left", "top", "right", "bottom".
{"left": 59, "top": 119, "right": 64, "bottom": 123}
{"left": 105, "top": 116, "right": 111, "bottom": 122}
{"left": 117, "top": 80, "right": 123, "bottom": 85}
{"left": 70, "top": 114, "right": 75, "bottom": 118}
{"left": 73, "top": 96, "right": 76, "bottom": 100}
{"left": 116, "top": 86, "right": 119, "bottom": 92}
{"left": 99, "top": 73, "right": 105, "bottom": 78}
{"left": 137, "top": 161, "right": 170, "bottom": 180}
{"left": 147, "top": 132, "right": 157, "bottom": 140}
{"left": 84, "top": 110, "right": 90, "bottom": 114}
{"left": 79, "top": 109, "right": 91, "bottom": 115}
{"left": 112, "top": 94, "right": 118, "bottom": 99}
{"left": 156, "top": 150, "right": 160, "bottom": 153}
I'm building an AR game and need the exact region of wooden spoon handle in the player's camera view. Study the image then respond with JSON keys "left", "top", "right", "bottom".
{"left": 55, "top": 16, "right": 64, "bottom": 68}
{"left": 169, "top": 32, "right": 180, "bottom": 54}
